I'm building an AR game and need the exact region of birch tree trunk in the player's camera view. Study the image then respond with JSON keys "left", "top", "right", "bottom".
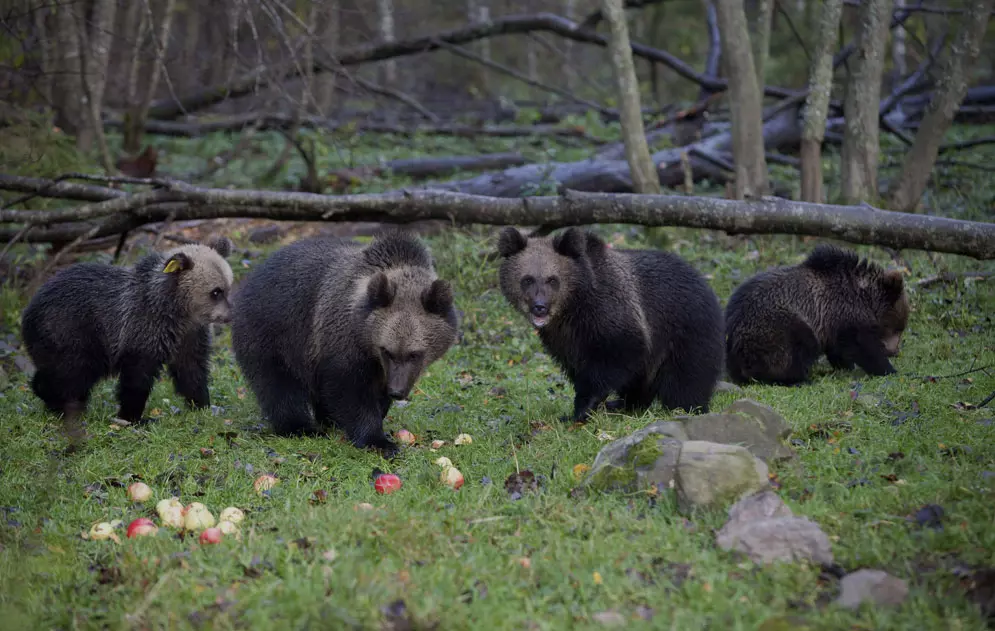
{"left": 750, "top": 0, "right": 774, "bottom": 91}
{"left": 714, "top": 0, "right": 769, "bottom": 198}
{"left": 800, "top": 0, "right": 844, "bottom": 203}
{"left": 124, "top": 0, "right": 178, "bottom": 153}
{"left": 600, "top": 0, "right": 660, "bottom": 194}
{"left": 377, "top": 0, "right": 397, "bottom": 88}
{"left": 840, "top": 0, "right": 894, "bottom": 203}
{"left": 889, "top": 0, "right": 994, "bottom": 212}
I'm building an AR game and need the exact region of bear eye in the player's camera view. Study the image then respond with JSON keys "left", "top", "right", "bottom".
{"left": 521, "top": 276, "right": 535, "bottom": 289}
{"left": 407, "top": 352, "right": 422, "bottom": 363}
{"left": 546, "top": 277, "right": 559, "bottom": 289}
{"left": 210, "top": 288, "right": 224, "bottom": 300}
{"left": 381, "top": 348, "right": 394, "bottom": 361}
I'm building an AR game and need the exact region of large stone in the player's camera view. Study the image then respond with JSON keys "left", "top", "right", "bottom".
{"left": 835, "top": 569, "right": 909, "bottom": 610}
{"left": 675, "top": 441, "right": 769, "bottom": 511}
{"left": 680, "top": 399, "right": 796, "bottom": 463}
{"left": 716, "top": 515, "right": 835, "bottom": 566}
{"left": 725, "top": 490, "right": 795, "bottom": 524}
{"left": 584, "top": 421, "right": 687, "bottom": 493}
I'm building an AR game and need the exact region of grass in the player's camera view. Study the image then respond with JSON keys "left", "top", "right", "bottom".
{"left": 1, "top": 128, "right": 995, "bottom": 630}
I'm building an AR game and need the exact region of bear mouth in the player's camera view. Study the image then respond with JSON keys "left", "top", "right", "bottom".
{"left": 529, "top": 314, "right": 549, "bottom": 328}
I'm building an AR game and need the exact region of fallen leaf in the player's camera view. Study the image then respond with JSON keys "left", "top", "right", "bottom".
{"left": 593, "top": 571, "right": 603, "bottom": 585}
{"left": 572, "top": 464, "right": 591, "bottom": 480}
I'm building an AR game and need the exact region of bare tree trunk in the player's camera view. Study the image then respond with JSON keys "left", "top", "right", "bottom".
{"left": 600, "top": 0, "right": 660, "bottom": 194}
{"left": 123, "top": 0, "right": 147, "bottom": 110}
{"left": 889, "top": 0, "right": 994, "bottom": 212}
{"left": 314, "top": 1, "right": 340, "bottom": 115}
{"left": 302, "top": 1, "right": 317, "bottom": 113}
{"left": 34, "top": 3, "right": 53, "bottom": 104}
{"left": 377, "top": 0, "right": 397, "bottom": 88}
{"left": 52, "top": 3, "right": 92, "bottom": 150}
{"left": 750, "top": 0, "right": 774, "bottom": 91}
{"left": 840, "top": 0, "right": 894, "bottom": 203}
{"left": 800, "top": 0, "right": 844, "bottom": 203}
{"left": 124, "top": 0, "right": 178, "bottom": 154}
{"left": 79, "top": 0, "right": 118, "bottom": 172}
{"left": 182, "top": 3, "right": 201, "bottom": 92}
{"left": 466, "top": 0, "right": 491, "bottom": 95}
{"left": 563, "top": 0, "right": 576, "bottom": 92}
{"left": 714, "top": 0, "right": 769, "bottom": 198}
{"left": 892, "top": 0, "right": 907, "bottom": 77}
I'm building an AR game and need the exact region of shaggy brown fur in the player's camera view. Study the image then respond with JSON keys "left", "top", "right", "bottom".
{"left": 725, "top": 244, "right": 910, "bottom": 385}
{"left": 231, "top": 232, "right": 458, "bottom": 456}
{"left": 21, "top": 236, "right": 234, "bottom": 431}
{"left": 498, "top": 227, "right": 724, "bottom": 422}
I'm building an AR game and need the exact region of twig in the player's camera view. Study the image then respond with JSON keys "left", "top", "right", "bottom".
{"left": 915, "top": 271, "right": 994, "bottom": 287}
{"left": 976, "top": 391, "right": 995, "bottom": 409}
{"left": 775, "top": 1, "right": 811, "bottom": 64}
{"left": 30, "top": 223, "right": 103, "bottom": 293}
{"left": 0, "top": 223, "right": 33, "bottom": 261}
{"left": 879, "top": 37, "right": 944, "bottom": 117}
{"left": 151, "top": 210, "right": 177, "bottom": 249}
{"left": 938, "top": 135, "right": 995, "bottom": 154}
{"left": 329, "top": 67, "right": 439, "bottom": 122}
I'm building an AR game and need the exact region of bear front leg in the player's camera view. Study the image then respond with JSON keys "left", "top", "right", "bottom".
{"left": 317, "top": 361, "right": 398, "bottom": 457}
{"left": 116, "top": 351, "right": 163, "bottom": 423}
{"left": 833, "top": 327, "right": 896, "bottom": 376}
{"left": 564, "top": 369, "right": 618, "bottom": 423}
{"left": 169, "top": 326, "right": 211, "bottom": 409}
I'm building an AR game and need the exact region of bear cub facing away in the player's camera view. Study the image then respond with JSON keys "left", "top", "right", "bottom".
{"left": 497, "top": 227, "right": 724, "bottom": 422}
{"left": 21, "top": 236, "right": 235, "bottom": 428}
{"left": 724, "top": 244, "right": 910, "bottom": 385}
{"left": 231, "top": 232, "right": 459, "bottom": 456}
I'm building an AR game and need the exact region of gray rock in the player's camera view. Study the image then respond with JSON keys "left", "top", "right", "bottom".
{"left": 836, "top": 569, "right": 909, "bottom": 609}
{"left": 714, "top": 380, "right": 743, "bottom": 393}
{"left": 247, "top": 224, "right": 283, "bottom": 244}
{"left": 584, "top": 421, "right": 686, "bottom": 492}
{"left": 716, "top": 515, "right": 835, "bottom": 566}
{"left": 12, "top": 354, "right": 35, "bottom": 378}
{"left": 681, "top": 399, "right": 796, "bottom": 463}
{"left": 725, "top": 490, "right": 795, "bottom": 524}
{"left": 675, "top": 441, "right": 769, "bottom": 511}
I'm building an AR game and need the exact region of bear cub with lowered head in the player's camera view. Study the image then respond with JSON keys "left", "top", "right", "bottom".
{"left": 21, "top": 236, "right": 234, "bottom": 427}
{"left": 724, "top": 244, "right": 910, "bottom": 385}
{"left": 231, "top": 232, "right": 458, "bottom": 456}
{"left": 498, "top": 227, "right": 724, "bottom": 422}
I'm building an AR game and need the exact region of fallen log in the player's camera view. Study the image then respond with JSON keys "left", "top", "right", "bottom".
{"left": 2, "top": 178, "right": 995, "bottom": 259}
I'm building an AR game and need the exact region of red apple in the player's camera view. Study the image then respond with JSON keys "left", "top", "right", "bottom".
{"left": 395, "top": 429, "right": 416, "bottom": 445}
{"left": 199, "top": 528, "right": 222, "bottom": 544}
{"left": 374, "top": 473, "right": 402, "bottom": 494}
{"left": 126, "top": 518, "right": 158, "bottom": 538}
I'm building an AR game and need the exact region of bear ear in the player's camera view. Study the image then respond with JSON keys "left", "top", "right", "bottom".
{"left": 880, "top": 269, "right": 905, "bottom": 300}
{"left": 422, "top": 279, "right": 454, "bottom": 316}
{"left": 497, "top": 228, "right": 527, "bottom": 258}
{"left": 206, "top": 236, "right": 233, "bottom": 258}
{"left": 367, "top": 272, "right": 395, "bottom": 309}
{"left": 162, "top": 252, "right": 193, "bottom": 274}
{"left": 552, "top": 228, "right": 587, "bottom": 259}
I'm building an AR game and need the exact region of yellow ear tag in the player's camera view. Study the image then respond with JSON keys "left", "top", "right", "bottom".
{"left": 163, "top": 259, "right": 183, "bottom": 274}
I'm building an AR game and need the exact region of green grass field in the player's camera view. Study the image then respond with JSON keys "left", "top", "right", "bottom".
{"left": 1, "top": 126, "right": 994, "bottom": 630}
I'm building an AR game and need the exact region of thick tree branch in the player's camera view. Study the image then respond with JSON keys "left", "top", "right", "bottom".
{"left": 3, "top": 177, "right": 995, "bottom": 259}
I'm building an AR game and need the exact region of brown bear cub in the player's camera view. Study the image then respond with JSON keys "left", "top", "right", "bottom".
{"left": 724, "top": 244, "right": 910, "bottom": 385}
{"left": 21, "top": 236, "right": 234, "bottom": 427}
{"left": 230, "top": 232, "right": 458, "bottom": 456}
{"left": 497, "top": 227, "right": 724, "bottom": 422}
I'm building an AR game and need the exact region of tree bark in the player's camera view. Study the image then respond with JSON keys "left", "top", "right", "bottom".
{"left": 377, "top": 0, "right": 397, "bottom": 89}
{"left": 181, "top": 2, "right": 201, "bottom": 91}
{"left": 889, "top": 0, "right": 994, "bottom": 212}
{"left": 563, "top": 0, "right": 576, "bottom": 92}
{"left": 714, "top": 0, "right": 769, "bottom": 198}
{"left": 78, "top": 0, "right": 118, "bottom": 172}
{"left": 314, "top": 0, "right": 340, "bottom": 115}
{"left": 840, "top": 0, "right": 894, "bottom": 203}
{"left": 892, "top": 0, "right": 907, "bottom": 76}
{"left": 124, "top": 0, "right": 178, "bottom": 153}
{"left": 33, "top": 2, "right": 53, "bottom": 105}
{"left": 3, "top": 177, "right": 995, "bottom": 260}
{"left": 800, "top": 0, "right": 844, "bottom": 203}
{"left": 51, "top": 3, "right": 89, "bottom": 148}
{"left": 600, "top": 0, "right": 660, "bottom": 194}
{"left": 750, "top": 0, "right": 774, "bottom": 91}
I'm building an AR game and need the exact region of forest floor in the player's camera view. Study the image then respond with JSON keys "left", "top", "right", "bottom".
{"left": 1, "top": 122, "right": 994, "bottom": 630}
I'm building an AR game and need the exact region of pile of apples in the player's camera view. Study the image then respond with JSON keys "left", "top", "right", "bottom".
{"left": 85, "top": 481, "right": 247, "bottom": 545}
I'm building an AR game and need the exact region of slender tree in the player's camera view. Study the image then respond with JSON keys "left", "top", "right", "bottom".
{"left": 889, "top": 0, "right": 994, "bottom": 212}
{"left": 750, "top": 0, "right": 774, "bottom": 90}
{"left": 840, "top": 0, "right": 894, "bottom": 203}
{"left": 800, "top": 0, "right": 844, "bottom": 203}
{"left": 600, "top": 0, "right": 660, "bottom": 194}
{"left": 714, "top": 0, "right": 769, "bottom": 198}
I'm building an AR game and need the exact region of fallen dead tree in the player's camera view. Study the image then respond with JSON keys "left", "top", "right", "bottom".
{"left": 2, "top": 175, "right": 994, "bottom": 259}
{"left": 329, "top": 153, "right": 530, "bottom": 182}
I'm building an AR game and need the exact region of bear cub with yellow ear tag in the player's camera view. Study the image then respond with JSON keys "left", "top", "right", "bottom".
{"left": 497, "top": 227, "right": 724, "bottom": 423}
{"left": 724, "top": 244, "right": 910, "bottom": 385}
{"left": 231, "top": 231, "right": 459, "bottom": 456}
{"left": 21, "top": 236, "right": 235, "bottom": 427}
